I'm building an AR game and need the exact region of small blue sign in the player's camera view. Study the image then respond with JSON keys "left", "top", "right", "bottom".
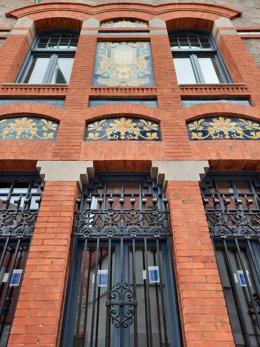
{"left": 148, "top": 266, "right": 160, "bottom": 284}
{"left": 98, "top": 270, "right": 108, "bottom": 287}
{"left": 10, "top": 269, "right": 22, "bottom": 287}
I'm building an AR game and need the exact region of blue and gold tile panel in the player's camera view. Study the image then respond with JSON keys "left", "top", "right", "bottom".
{"left": 0, "top": 117, "right": 58, "bottom": 141}
{"left": 85, "top": 117, "right": 160, "bottom": 141}
{"left": 93, "top": 42, "right": 154, "bottom": 87}
{"left": 187, "top": 116, "right": 260, "bottom": 140}
{"left": 100, "top": 20, "right": 148, "bottom": 28}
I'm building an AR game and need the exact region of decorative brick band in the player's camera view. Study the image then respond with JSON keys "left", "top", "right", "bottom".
{"left": 151, "top": 160, "right": 209, "bottom": 185}
{"left": 36, "top": 161, "right": 94, "bottom": 188}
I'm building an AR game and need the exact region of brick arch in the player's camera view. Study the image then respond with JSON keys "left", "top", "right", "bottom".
{"left": 179, "top": 104, "right": 260, "bottom": 123}
{"left": 83, "top": 103, "right": 163, "bottom": 123}
{"left": 0, "top": 104, "right": 69, "bottom": 122}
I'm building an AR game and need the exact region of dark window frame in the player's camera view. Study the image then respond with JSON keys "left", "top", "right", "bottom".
{"left": 16, "top": 30, "right": 79, "bottom": 84}
{"left": 169, "top": 30, "right": 232, "bottom": 84}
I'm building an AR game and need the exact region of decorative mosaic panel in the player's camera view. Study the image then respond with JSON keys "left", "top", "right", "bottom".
{"left": 187, "top": 116, "right": 260, "bottom": 140}
{"left": 100, "top": 20, "right": 148, "bottom": 28}
{"left": 85, "top": 117, "right": 160, "bottom": 141}
{"left": 0, "top": 117, "right": 58, "bottom": 141}
{"left": 93, "top": 42, "right": 154, "bottom": 87}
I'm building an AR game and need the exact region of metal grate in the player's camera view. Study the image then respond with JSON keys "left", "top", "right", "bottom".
{"left": 169, "top": 31, "right": 212, "bottom": 50}
{"left": 36, "top": 32, "right": 79, "bottom": 50}
{"left": 201, "top": 174, "right": 260, "bottom": 347}
{"left": 61, "top": 174, "right": 182, "bottom": 347}
{"left": 0, "top": 175, "right": 43, "bottom": 347}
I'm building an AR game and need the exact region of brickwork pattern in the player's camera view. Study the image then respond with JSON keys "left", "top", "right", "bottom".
{"left": 0, "top": 1, "right": 259, "bottom": 346}
{"left": 8, "top": 181, "right": 79, "bottom": 347}
{"left": 167, "top": 181, "right": 235, "bottom": 347}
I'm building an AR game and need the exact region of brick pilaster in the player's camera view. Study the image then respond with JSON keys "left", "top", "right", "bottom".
{"left": 167, "top": 181, "right": 235, "bottom": 347}
{"left": 8, "top": 181, "right": 78, "bottom": 346}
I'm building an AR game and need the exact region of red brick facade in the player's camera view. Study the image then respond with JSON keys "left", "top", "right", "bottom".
{"left": 0, "top": 1, "right": 259, "bottom": 346}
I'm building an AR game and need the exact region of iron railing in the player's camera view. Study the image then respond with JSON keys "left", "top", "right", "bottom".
{"left": 201, "top": 174, "right": 260, "bottom": 347}
{"left": 0, "top": 175, "right": 43, "bottom": 346}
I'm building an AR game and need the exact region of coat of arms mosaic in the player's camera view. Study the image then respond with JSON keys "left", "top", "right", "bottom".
{"left": 0, "top": 117, "right": 58, "bottom": 141}
{"left": 85, "top": 117, "right": 160, "bottom": 141}
{"left": 93, "top": 42, "right": 154, "bottom": 87}
{"left": 187, "top": 116, "right": 260, "bottom": 140}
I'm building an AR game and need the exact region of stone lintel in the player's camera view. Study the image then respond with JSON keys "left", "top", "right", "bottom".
{"left": 36, "top": 161, "right": 94, "bottom": 189}
{"left": 151, "top": 160, "right": 209, "bottom": 185}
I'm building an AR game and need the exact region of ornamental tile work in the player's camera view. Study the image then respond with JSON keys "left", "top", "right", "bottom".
{"left": 100, "top": 20, "right": 148, "bottom": 28}
{"left": 187, "top": 116, "right": 260, "bottom": 140}
{"left": 93, "top": 42, "right": 154, "bottom": 87}
{"left": 0, "top": 117, "right": 58, "bottom": 141}
{"left": 85, "top": 117, "right": 160, "bottom": 141}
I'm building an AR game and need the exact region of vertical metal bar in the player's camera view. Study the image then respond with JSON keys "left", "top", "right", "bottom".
{"left": 105, "top": 238, "right": 112, "bottom": 347}
{"left": 155, "top": 239, "right": 168, "bottom": 345}
{"left": 234, "top": 238, "right": 260, "bottom": 343}
{"left": 153, "top": 248, "right": 162, "bottom": 346}
{"left": 75, "top": 238, "right": 88, "bottom": 346}
{"left": 131, "top": 237, "right": 138, "bottom": 347}
{"left": 246, "top": 240, "right": 260, "bottom": 289}
{"left": 89, "top": 238, "right": 100, "bottom": 347}
{"left": 0, "top": 239, "right": 21, "bottom": 317}
{"left": 82, "top": 246, "right": 92, "bottom": 346}
{"left": 221, "top": 239, "right": 252, "bottom": 347}
{"left": 0, "top": 238, "right": 9, "bottom": 271}
{"left": 94, "top": 248, "right": 103, "bottom": 347}
{"left": 144, "top": 237, "right": 153, "bottom": 347}
{"left": 119, "top": 236, "right": 124, "bottom": 346}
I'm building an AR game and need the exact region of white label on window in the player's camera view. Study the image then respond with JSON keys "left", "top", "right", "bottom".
{"left": 2, "top": 273, "right": 9, "bottom": 283}
{"left": 9, "top": 269, "right": 23, "bottom": 287}
{"left": 237, "top": 270, "right": 251, "bottom": 287}
{"left": 148, "top": 266, "right": 160, "bottom": 283}
{"left": 98, "top": 270, "right": 108, "bottom": 287}
{"left": 233, "top": 273, "right": 238, "bottom": 283}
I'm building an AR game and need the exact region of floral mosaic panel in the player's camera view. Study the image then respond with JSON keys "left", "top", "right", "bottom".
{"left": 187, "top": 116, "right": 260, "bottom": 140}
{"left": 93, "top": 42, "right": 154, "bottom": 87}
{"left": 85, "top": 117, "right": 160, "bottom": 141}
{"left": 0, "top": 117, "right": 58, "bottom": 141}
{"left": 100, "top": 20, "right": 148, "bottom": 28}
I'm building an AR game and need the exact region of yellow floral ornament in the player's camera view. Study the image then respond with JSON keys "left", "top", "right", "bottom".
{"left": 0, "top": 117, "right": 58, "bottom": 141}
{"left": 85, "top": 117, "right": 160, "bottom": 141}
{"left": 187, "top": 116, "right": 260, "bottom": 140}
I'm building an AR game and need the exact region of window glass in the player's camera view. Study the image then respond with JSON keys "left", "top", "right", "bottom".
{"left": 173, "top": 57, "right": 196, "bottom": 84}
{"left": 50, "top": 57, "right": 74, "bottom": 84}
{"left": 198, "top": 57, "right": 222, "bottom": 83}
{"left": 25, "top": 57, "right": 50, "bottom": 84}
{"left": 170, "top": 31, "right": 231, "bottom": 84}
{"left": 17, "top": 31, "right": 78, "bottom": 84}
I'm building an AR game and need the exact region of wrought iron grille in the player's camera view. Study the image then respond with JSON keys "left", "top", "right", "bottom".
{"left": 0, "top": 175, "right": 43, "bottom": 347}
{"left": 61, "top": 174, "right": 182, "bottom": 347}
{"left": 201, "top": 174, "right": 260, "bottom": 347}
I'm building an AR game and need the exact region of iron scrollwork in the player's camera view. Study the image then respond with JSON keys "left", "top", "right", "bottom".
{"left": 74, "top": 208, "right": 170, "bottom": 238}
{"left": 206, "top": 211, "right": 260, "bottom": 238}
{"left": 106, "top": 282, "right": 138, "bottom": 328}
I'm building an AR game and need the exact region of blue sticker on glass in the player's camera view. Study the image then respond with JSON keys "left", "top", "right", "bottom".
{"left": 237, "top": 270, "right": 249, "bottom": 287}
{"left": 98, "top": 270, "right": 108, "bottom": 287}
{"left": 10, "top": 269, "right": 22, "bottom": 287}
{"left": 148, "top": 266, "right": 160, "bottom": 283}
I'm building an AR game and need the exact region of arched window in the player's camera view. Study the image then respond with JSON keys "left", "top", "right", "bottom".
{"left": 169, "top": 30, "right": 231, "bottom": 84}
{"left": 16, "top": 31, "right": 79, "bottom": 84}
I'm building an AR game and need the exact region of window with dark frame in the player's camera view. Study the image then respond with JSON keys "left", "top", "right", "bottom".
{"left": 16, "top": 31, "right": 79, "bottom": 84}
{"left": 169, "top": 30, "right": 232, "bottom": 84}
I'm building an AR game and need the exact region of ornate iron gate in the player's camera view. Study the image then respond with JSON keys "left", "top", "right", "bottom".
{"left": 0, "top": 174, "right": 43, "bottom": 346}
{"left": 61, "top": 174, "right": 182, "bottom": 347}
{"left": 201, "top": 174, "right": 260, "bottom": 347}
